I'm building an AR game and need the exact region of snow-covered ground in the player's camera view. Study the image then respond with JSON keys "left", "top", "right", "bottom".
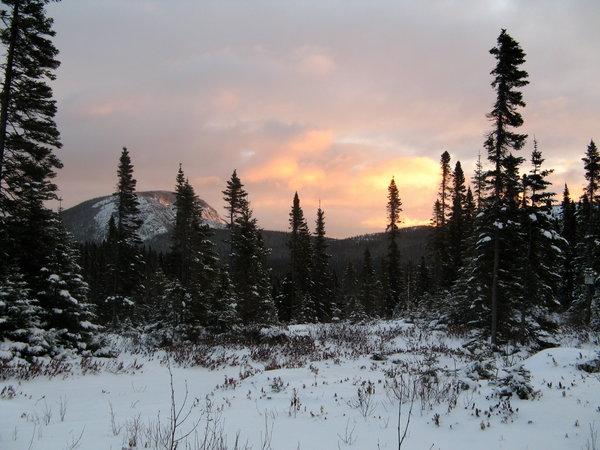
{"left": 0, "top": 321, "right": 598, "bottom": 449}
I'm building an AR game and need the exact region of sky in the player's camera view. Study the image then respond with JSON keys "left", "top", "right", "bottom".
{"left": 46, "top": 0, "right": 600, "bottom": 238}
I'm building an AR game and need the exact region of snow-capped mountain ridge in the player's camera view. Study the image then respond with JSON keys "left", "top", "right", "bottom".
{"left": 62, "top": 190, "right": 226, "bottom": 244}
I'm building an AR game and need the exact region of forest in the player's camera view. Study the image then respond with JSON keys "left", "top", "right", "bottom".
{"left": 0, "top": 2, "right": 598, "bottom": 360}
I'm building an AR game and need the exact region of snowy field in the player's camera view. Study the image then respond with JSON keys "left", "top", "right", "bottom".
{"left": 0, "top": 321, "right": 598, "bottom": 449}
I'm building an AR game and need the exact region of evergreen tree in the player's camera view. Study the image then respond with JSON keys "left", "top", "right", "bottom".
{"left": 222, "top": 172, "right": 275, "bottom": 326}
{"left": 311, "top": 205, "right": 335, "bottom": 322}
{"left": 222, "top": 169, "right": 248, "bottom": 229}
{"left": 430, "top": 151, "right": 453, "bottom": 288}
{"left": 571, "top": 140, "right": 600, "bottom": 324}
{"left": 385, "top": 177, "right": 402, "bottom": 316}
{"left": 472, "top": 151, "right": 485, "bottom": 211}
{"left": 106, "top": 147, "right": 144, "bottom": 327}
{"left": 517, "top": 143, "right": 562, "bottom": 343}
{"left": 447, "top": 161, "right": 469, "bottom": 284}
{"left": 170, "top": 165, "right": 196, "bottom": 287}
{"left": 208, "top": 268, "right": 241, "bottom": 333}
{"left": 454, "top": 29, "right": 529, "bottom": 347}
{"left": 0, "top": 267, "right": 47, "bottom": 359}
{"left": 438, "top": 151, "right": 452, "bottom": 225}
{"left": 558, "top": 184, "right": 577, "bottom": 308}
{"left": 222, "top": 169, "right": 248, "bottom": 258}
{"left": 229, "top": 200, "right": 277, "bottom": 326}
{"left": 0, "top": 0, "right": 61, "bottom": 200}
{"left": 0, "top": 0, "right": 62, "bottom": 291}
{"left": 168, "top": 165, "right": 219, "bottom": 331}
{"left": 41, "top": 216, "right": 100, "bottom": 351}
{"left": 286, "top": 192, "right": 314, "bottom": 322}
{"left": 0, "top": 1, "right": 100, "bottom": 357}
{"left": 484, "top": 29, "right": 528, "bottom": 346}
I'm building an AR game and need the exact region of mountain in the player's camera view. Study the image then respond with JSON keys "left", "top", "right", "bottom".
{"left": 63, "top": 191, "right": 431, "bottom": 272}
{"left": 61, "top": 190, "right": 226, "bottom": 244}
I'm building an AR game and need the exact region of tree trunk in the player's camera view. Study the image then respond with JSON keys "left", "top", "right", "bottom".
{"left": 0, "top": 1, "right": 20, "bottom": 190}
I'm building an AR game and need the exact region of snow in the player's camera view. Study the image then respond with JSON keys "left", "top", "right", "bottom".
{"left": 88, "top": 191, "right": 226, "bottom": 243}
{"left": 59, "top": 290, "right": 79, "bottom": 304}
{"left": 477, "top": 236, "right": 492, "bottom": 245}
{"left": 0, "top": 322, "right": 598, "bottom": 450}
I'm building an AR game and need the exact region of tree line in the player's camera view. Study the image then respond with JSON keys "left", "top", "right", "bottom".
{"left": 0, "top": 1, "right": 598, "bottom": 361}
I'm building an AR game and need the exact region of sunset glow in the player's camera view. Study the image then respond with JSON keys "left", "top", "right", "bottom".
{"left": 48, "top": 0, "right": 600, "bottom": 237}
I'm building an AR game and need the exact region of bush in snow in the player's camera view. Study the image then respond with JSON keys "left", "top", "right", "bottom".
{"left": 494, "top": 365, "right": 537, "bottom": 400}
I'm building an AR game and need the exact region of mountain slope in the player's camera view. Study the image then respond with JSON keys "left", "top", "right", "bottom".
{"left": 61, "top": 190, "right": 225, "bottom": 244}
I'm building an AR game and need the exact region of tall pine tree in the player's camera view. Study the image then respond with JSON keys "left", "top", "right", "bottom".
{"left": 571, "top": 140, "right": 600, "bottom": 325}
{"left": 0, "top": 1, "right": 100, "bottom": 357}
{"left": 285, "top": 192, "right": 314, "bottom": 322}
{"left": 385, "top": 177, "right": 402, "bottom": 317}
{"left": 168, "top": 165, "right": 220, "bottom": 333}
{"left": 311, "top": 205, "right": 335, "bottom": 321}
{"left": 517, "top": 142, "right": 562, "bottom": 343}
{"left": 453, "top": 29, "right": 529, "bottom": 347}
{"left": 106, "top": 147, "right": 144, "bottom": 328}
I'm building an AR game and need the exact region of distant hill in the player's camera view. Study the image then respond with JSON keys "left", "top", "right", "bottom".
{"left": 61, "top": 190, "right": 226, "bottom": 244}
{"left": 62, "top": 191, "right": 431, "bottom": 273}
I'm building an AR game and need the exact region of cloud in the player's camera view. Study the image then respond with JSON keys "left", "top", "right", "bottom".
{"left": 47, "top": 0, "right": 600, "bottom": 237}
{"left": 295, "top": 47, "right": 336, "bottom": 77}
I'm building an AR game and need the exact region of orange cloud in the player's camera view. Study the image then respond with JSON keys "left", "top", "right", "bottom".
{"left": 345, "top": 157, "right": 439, "bottom": 206}
{"left": 245, "top": 156, "right": 298, "bottom": 182}
{"left": 193, "top": 175, "right": 222, "bottom": 186}
{"left": 290, "top": 129, "right": 333, "bottom": 154}
{"left": 293, "top": 46, "right": 336, "bottom": 77}
{"left": 80, "top": 94, "right": 143, "bottom": 117}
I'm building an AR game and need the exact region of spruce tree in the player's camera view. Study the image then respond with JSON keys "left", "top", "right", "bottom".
{"left": 430, "top": 151, "right": 453, "bottom": 289}
{"left": 453, "top": 29, "right": 529, "bottom": 347}
{"left": 517, "top": 142, "right": 562, "bottom": 343}
{"left": 447, "top": 161, "right": 469, "bottom": 285}
{"left": 0, "top": 0, "right": 62, "bottom": 286}
{"left": 106, "top": 147, "right": 144, "bottom": 327}
{"left": 484, "top": 29, "right": 528, "bottom": 346}
{"left": 222, "top": 169, "right": 248, "bottom": 228}
{"left": 208, "top": 268, "right": 241, "bottom": 332}
{"left": 438, "top": 151, "right": 452, "bottom": 225}
{"left": 0, "top": 266, "right": 47, "bottom": 359}
{"left": 168, "top": 165, "right": 220, "bottom": 332}
{"left": 41, "top": 216, "right": 100, "bottom": 351}
{"left": 0, "top": 0, "right": 61, "bottom": 198}
{"left": 311, "top": 205, "right": 334, "bottom": 322}
{"left": 472, "top": 152, "right": 485, "bottom": 211}
{"left": 222, "top": 169, "right": 249, "bottom": 258}
{"left": 0, "top": 1, "right": 101, "bottom": 356}
{"left": 385, "top": 177, "right": 402, "bottom": 316}
{"left": 286, "top": 192, "right": 315, "bottom": 322}
{"left": 229, "top": 201, "right": 276, "bottom": 326}
{"left": 571, "top": 140, "right": 600, "bottom": 324}
{"left": 558, "top": 184, "right": 577, "bottom": 308}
